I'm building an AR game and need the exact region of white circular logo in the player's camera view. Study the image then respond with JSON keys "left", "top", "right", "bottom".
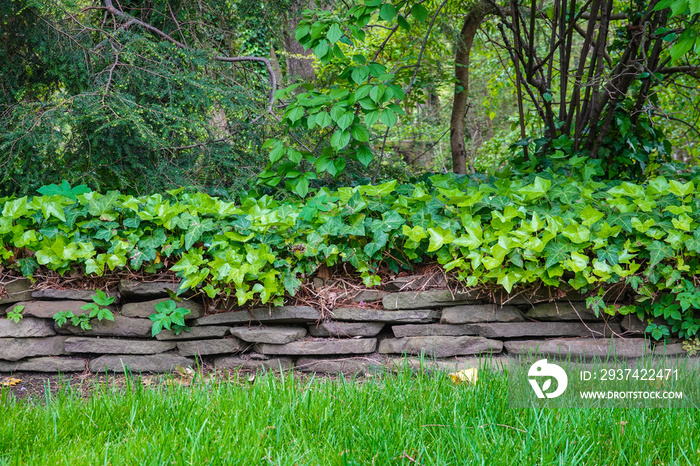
{"left": 528, "top": 359, "right": 568, "bottom": 398}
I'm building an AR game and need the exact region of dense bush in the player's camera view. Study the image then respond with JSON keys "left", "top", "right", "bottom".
{"left": 3, "top": 171, "right": 700, "bottom": 340}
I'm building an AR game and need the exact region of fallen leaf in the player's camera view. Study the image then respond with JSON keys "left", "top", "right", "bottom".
{"left": 449, "top": 368, "right": 478, "bottom": 385}
{"left": 1, "top": 377, "right": 21, "bottom": 387}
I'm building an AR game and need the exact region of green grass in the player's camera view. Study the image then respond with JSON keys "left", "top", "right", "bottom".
{"left": 1, "top": 367, "right": 699, "bottom": 465}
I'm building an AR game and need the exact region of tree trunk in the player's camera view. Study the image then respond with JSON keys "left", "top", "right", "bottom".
{"left": 282, "top": 0, "right": 317, "bottom": 84}
{"left": 449, "top": 2, "right": 490, "bottom": 174}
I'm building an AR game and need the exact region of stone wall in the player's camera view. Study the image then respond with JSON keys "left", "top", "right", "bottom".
{"left": 0, "top": 278, "right": 689, "bottom": 374}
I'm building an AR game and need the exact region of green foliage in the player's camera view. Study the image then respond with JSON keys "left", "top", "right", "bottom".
{"left": 53, "top": 291, "right": 115, "bottom": 330}
{"left": 149, "top": 300, "right": 191, "bottom": 337}
{"left": 0, "top": 0, "right": 273, "bottom": 197}
{"left": 260, "top": 1, "right": 436, "bottom": 195}
{"left": 5, "top": 305, "right": 25, "bottom": 323}
{"left": 5, "top": 172, "right": 700, "bottom": 339}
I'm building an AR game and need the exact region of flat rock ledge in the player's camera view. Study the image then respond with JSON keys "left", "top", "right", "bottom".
{"left": 32, "top": 289, "right": 119, "bottom": 303}
{"left": 295, "top": 357, "right": 383, "bottom": 375}
{"left": 0, "top": 336, "right": 68, "bottom": 361}
{"left": 0, "top": 278, "right": 33, "bottom": 305}
{"left": 382, "top": 290, "right": 481, "bottom": 310}
{"left": 229, "top": 326, "right": 307, "bottom": 344}
{"left": 118, "top": 280, "right": 180, "bottom": 300}
{"left": 155, "top": 326, "right": 230, "bottom": 341}
{"left": 440, "top": 305, "right": 524, "bottom": 324}
{"left": 55, "top": 315, "right": 152, "bottom": 337}
{"left": 177, "top": 338, "right": 243, "bottom": 357}
{"left": 392, "top": 324, "right": 475, "bottom": 338}
{"left": 195, "top": 306, "right": 320, "bottom": 326}
{"left": 12, "top": 300, "right": 99, "bottom": 319}
{"left": 466, "top": 322, "right": 621, "bottom": 339}
{"left": 309, "top": 322, "right": 385, "bottom": 338}
{"left": 89, "top": 354, "right": 194, "bottom": 373}
{"left": 0, "top": 317, "right": 56, "bottom": 338}
{"left": 378, "top": 336, "right": 503, "bottom": 358}
{"left": 504, "top": 338, "right": 650, "bottom": 359}
{"left": 65, "top": 337, "right": 176, "bottom": 354}
{"left": 525, "top": 302, "right": 602, "bottom": 321}
{"left": 121, "top": 298, "right": 204, "bottom": 319}
{"left": 213, "top": 356, "right": 294, "bottom": 371}
{"left": 0, "top": 357, "right": 85, "bottom": 373}
{"left": 387, "top": 356, "right": 515, "bottom": 373}
{"left": 255, "top": 338, "right": 377, "bottom": 356}
{"left": 330, "top": 307, "right": 440, "bottom": 323}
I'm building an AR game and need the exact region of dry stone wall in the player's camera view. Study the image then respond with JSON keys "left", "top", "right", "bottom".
{"left": 0, "top": 278, "right": 692, "bottom": 374}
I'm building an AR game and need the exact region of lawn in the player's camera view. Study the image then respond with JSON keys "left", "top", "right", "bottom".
{"left": 1, "top": 366, "right": 698, "bottom": 465}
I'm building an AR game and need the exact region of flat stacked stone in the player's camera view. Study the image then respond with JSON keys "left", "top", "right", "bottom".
{"left": 383, "top": 290, "right": 481, "bottom": 310}
{"left": 330, "top": 307, "right": 439, "bottom": 323}
{"left": 504, "top": 338, "right": 649, "bottom": 359}
{"left": 195, "top": 306, "right": 320, "bottom": 325}
{"left": 308, "top": 322, "right": 384, "bottom": 337}
{"left": 0, "top": 336, "right": 68, "bottom": 361}
{"left": 255, "top": 338, "right": 377, "bottom": 356}
{"left": 378, "top": 336, "right": 503, "bottom": 358}
{"left": 65, "top": 337, "right": 176, "bottom": 354}
{"left": 525, "top": 302, "right": 601, "bottom": 321}
{"left": 213, "top": 356, "right": 294, "bottom": 371}
{"left": 229, "top": 326, "right": 307, "bottom": 344}
{"left": 440, "top": 305, "right": 524, "bottom": 324}
{"left": 121, "top": 298, "right": 204, "bottom": 319}
{"left": 0, "top": 318, "right": 56, "bottom": 338}
{"left": 89, "top": 354, "right": 194, "bottom": 373}
{"left": 177, "top": 338, "right": 243, "bottom": 357}
{"left": 0, "top": 357, "right": 85, "bottom": 373}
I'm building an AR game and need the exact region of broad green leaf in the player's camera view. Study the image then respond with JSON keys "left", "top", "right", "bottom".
{"left": 518, "top": 176, "right": 552, "bottom": 201}
{"left": 427, "top": 226, "right": 454, "bottom": 252}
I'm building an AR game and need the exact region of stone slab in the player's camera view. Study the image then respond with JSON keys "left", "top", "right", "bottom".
{"left": 0, "top": 357, "right": 85, "bottom": 373}
{"left": 118, "top": 280, "right": 180, "bottom": 300}
{"left": 0, "top": 317, "right": 56, "bottom": 337}
{"left": 387, "top": 355, "right": 515, "bottom": 373}
{"left": 504, "top": 338, "right": 649, "bottom": 359}
{"left": 213, "top": 356, "right": 294, "bottom": 371}
{"left": 214, "top": 356, "right": 294, "bottom": 371}
{"left": 0, "top": 278, "right": 33, "bottom": 305}
{"left": 385, "top": 274, "right": 446, "bottom": 291}
{"left": 121, "top": 298, "right": 204, "bottom": 319}
{"left": 295, "top": 357, "right": 382, "bottom": 375}
{"left": 492, "top": 286, "right": 584, "bottom": 306}
{"left": 525, "top": 302, "right": 601, "bottom": 321}
{"left": 32, "top": 289, "right": 119, "bottom": 303}
{"left": 195, "top": 306, "right": 320, "bottom": 326}
{"left": 55, "top": 315, "right": 152, "bottom": 337}
{"left": 255, "top": 338, "right": 377, "bottom": 356}
{"left": 177, "top": 338, "right": 242, "bottom": 357}
{"left": 89, "top": 354, "right": 194, "bottom": 373}
{"left": 155, "top": 326, "right": 230, "bottom": 341}
{"left": 440, "top": 305, "right": 524, "bottom": 324}
{"left": 309, "top": 322, "right": 385, "bottom": 338}
{"left": 330, "top": 307, "right": 440, "bottom": 323}
{"left": 229, "top": 326, "right": 307, "bottom": 344}
{"left": 620, "top": 315, "right": 662, "bottom": 335}
{"left": 348, "top": 290, "right": 390, "bottom": 303}
{"left": 467, "top": 322, "right": 621, "bottom": 339}
{"left": 378, "top": 336, "right": 503, "bottom": 358}
{"left": 12, "top": 300, "right": 96, "bottom": 319}
{"left": 651, "top": 343, "right": 686, "bottom": 357}
{"left": 0, "top": 336, "right": 68, "bottom": 361}
{"left": 391, "top": 324, "right": 475, "bottom": 338}
{"left": 383, "top": 290, "right": 481, "bottom": 309}
{"left": 65, "top": 337, "right": 176, "bottom": 354}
